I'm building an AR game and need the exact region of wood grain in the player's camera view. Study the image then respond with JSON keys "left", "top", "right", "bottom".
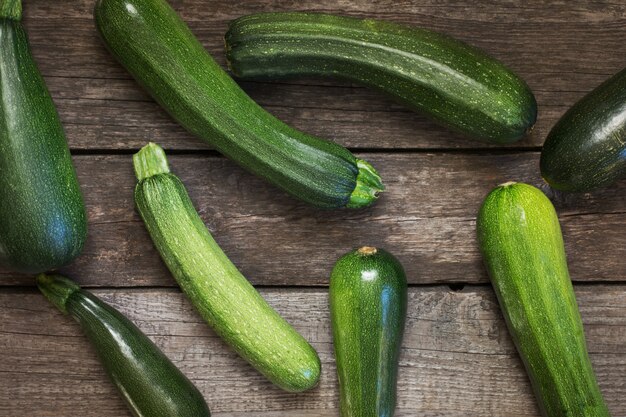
{"left": 0, "top": 153, "right": 623, "bottom": 287}
{"left": 2, "top": 2, "right": 625, "bottom": 416}
{"left": 1, "top": 285, "right": 624, "bottom": 417}
{"left": 19, "top": 0, "right": 626, "bottom": 150}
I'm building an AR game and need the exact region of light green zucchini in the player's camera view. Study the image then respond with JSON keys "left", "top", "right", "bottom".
{"left": 477, "top": 182, "right": 610, "bottom": 417}
{"left": 133, "top": 142, "right": 321, "bottom": 392}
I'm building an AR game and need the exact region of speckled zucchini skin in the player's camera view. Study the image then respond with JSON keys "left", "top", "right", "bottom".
{"left": 477, "top": 182, "right": 610, "bottom": 417}
{"left": 541, "top": 68, "right": 626, "bottom": 192}
{"left": 330, "top": 247, "right": 407, "bottom": 417}
{"left": 225, "top": 12, "right": 537, "bottom": 144}
{"left": 133, "top": 143, "right": 321, "bottom": 393}
{"left": 0, "top": 0, "right": 86, "bottom": 273}
{"left": 37, "top": 274, "right": 211, "bottom": 417}
{"left": 94, "top": 0, "right": 382, "bottom": 209}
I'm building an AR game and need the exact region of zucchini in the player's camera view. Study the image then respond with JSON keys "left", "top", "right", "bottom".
{"left": 0, "top": 0, "right": 86, "bottom": 273}
{"left": 94, "top": 0, "right": 383, "bottom": 209}
{"left": 36, "top": 273, "right": 211, "bottom": 417}
{"left": 477, "top": 182, "right": 610, "bottom": 417}
{"left": 541, "top": 68, "right": 626, "bottom": 192}
{"left": 225, "top": 12, "right": 537, "bottom": 144}
{"left": 330, "top": 246, "right": 407, "bottom": 417}
{"left": 133, "top": 142, "right": 321, "bottom": 392}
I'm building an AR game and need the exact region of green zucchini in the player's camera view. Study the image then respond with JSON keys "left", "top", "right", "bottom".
{"left": 36, "top": 273, "right": 211, "bottom": 417}
{"left": 477, "top": 182, "right": 609, "bottom": 417}
{"left": 541, "top": 68, "right": 626, "bottom": 192}
{"left": 0, "top": 0, "right": 86, "bottom": 273}
{"left": 133, "top": 142, "right": 321, "bottom": 392}
{"left": 94, "top": 0, "right": 382, "bottom": 209}
{"left": 330, "top": 246, "right": 407, "bottom": 417}
{"left": 225, "top": 12, "right": 537, "bottom": 144}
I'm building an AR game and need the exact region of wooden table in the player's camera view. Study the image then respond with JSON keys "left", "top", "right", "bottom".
{"left": 1, "top": 1, "right": 625, "bottom": 416}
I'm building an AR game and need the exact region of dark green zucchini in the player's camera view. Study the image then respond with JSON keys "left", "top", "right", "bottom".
{"left": 330, "top": 246, "right": 407, "bottom": 417}
{"left": 37, "top": 273, "right": 211, "bottom": 417}
{"left": 225, "top": 12, "right": 537, "bottom": 144}
{"left": 477, "top": 182, "right": 610, "bottom": 417}
{"left": 133, "top": 143, "right": 321, "bottom": 392}
{"left": 541, "top": 68, "right": 626, "bottom": 192}
{"left": 93, "top": 0, "right": 383, "bottom": 209}
{"left": 0, "top": 0, "right": 86, "bottom": 273}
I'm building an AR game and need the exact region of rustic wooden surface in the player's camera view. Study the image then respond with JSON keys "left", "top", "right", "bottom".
{"left": 2, "top": 286, "right": 626, "bottom": 416}
{"left": 1, "top": 0, "right": 625, "bottom": 416}
{"left": 2, "top": 153, "right": 624, "bottom": 287}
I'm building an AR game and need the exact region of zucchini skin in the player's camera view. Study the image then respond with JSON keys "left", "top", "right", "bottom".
{"left": 541, "top": 68, "right": 626, "bottom": 192}
{"left": 330, "top": 247, "right": 407, "bottom": 417}
{"left": 133, "top": 143, "right": 321, "bottom": 392}
{"left": 0, "top": 5, "right": 86, "bottom": 273}
{"left": 93, "top": 0, "right": 382, "bottom": 209}
{"left": 225, "top": 12, "right": 537, "bottom": 144}
{"left": 477, "top": 182, "right": 610, "bottom": 417}
{"left": 36, "top": 274, "right": 211, "bottom": 417}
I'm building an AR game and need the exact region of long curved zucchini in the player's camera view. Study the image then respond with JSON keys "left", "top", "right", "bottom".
{"left": 541, "top": 68, "right": 626, "bottom": 192}
{"left": 225, "top": 12, "right": 537, "bottom": 144}
{"left": 330, "top": 246, "right": 407, "bottom": 417}
{"left": 94, "top": 0, "right": 382, "bottom": 209}
{"left": 133, "top": 143, "right": 321, "bottom": 392}
{"left": 37, "top": 273, "right": 211, "bottom": 417}
{"left": 0, "top": 0, "right": 86, "bottom": 273}
{"left": 477, "top": 182, "right": 610, "bottom": 417}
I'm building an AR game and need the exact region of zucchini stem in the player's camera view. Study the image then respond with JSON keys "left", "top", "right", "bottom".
{"left": 347, "top": 159, "right": 384, "bottom": 208}
{"left": 36, "top": 274, "right": 81, "bottom": 314}
{"left": 0, "top": 0, "right": 21, "bottom": 20}
{"left": 357, "top": 246, "right": 378, "bottom": 256}
{"left": 133, "top": 142, "right": 171, "bottom": 181}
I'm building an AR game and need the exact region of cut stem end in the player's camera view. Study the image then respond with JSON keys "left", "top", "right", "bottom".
{"left": 133, "top": 142, "right": 171, "bottom": 181}
{"left": 0, "top": 0, "right": 21, "bottom": 20}
{"left": 498, "top": 181, "right": 517, "bottom": 188}
{"left": 357, "top": 246, "right": 378, "bottom": 256}
{"left": 347, "top": 159, "right": 384, "bottom": 209}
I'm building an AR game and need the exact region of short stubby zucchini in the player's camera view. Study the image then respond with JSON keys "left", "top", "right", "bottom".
{"left": 225, "top": 12, "right": 537, "bottom": 144}
{"left": 0, "top": 0, "right": 87, "bottom": 273}
{"left": 37, "top": 274, "right": 211, "bottom": 417}
{"left": 94, "top": 0, "right": 383, "bottom": 209}
{"left": 541, "top": 68, "right": 626, "bottom": 192}
{"left": 330, "top": 246, "right": 407, "bottom": 417}
{"left": 477, "top": 182, "right": 610, "bottom": 417}
{"left": 133, "top": 143, "right": 321, "bottom": 392}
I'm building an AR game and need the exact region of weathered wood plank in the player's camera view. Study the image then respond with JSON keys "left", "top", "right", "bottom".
{"left": 2, "top": 2, "right": 623, "bottom": 417}
{"left": 0, "top": 153, "right": 623, "bottom": 287}
{"left": 1, "top": 285, "right": 624, "bottom": 416}
{"left": 18, "top": 1, "right": 626, "bottom": 149}
{"left": 22, "top": 0, "right": 626, "bottom": 23}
